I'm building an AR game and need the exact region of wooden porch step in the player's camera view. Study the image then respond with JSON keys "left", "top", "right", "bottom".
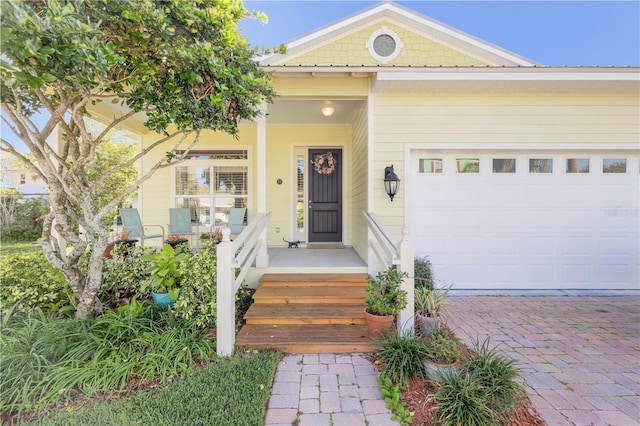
{"left": 259, "top": 273, "right": 369, "bottom": 287}
{"left": 252, "top": 286, "right": 366, "bottom": 304}
{"left": 235, "top": 324, "right": 377, "bottom": 353}
{"left": 244, "top": 303, "right": 367, "bottom": 325}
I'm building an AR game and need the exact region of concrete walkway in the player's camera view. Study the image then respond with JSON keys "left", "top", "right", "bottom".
{"left": 446, "top": 296, "right": 640, "bottom": 426}
{"left": 264, "top": 353, "right": 399, "bottom": 426}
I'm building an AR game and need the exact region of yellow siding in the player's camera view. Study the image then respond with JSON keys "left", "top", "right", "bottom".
{"left": 138, "top": 126, "right": 257, "bottom": 245}
{"left": 373, "top": 94, "right": 640, "bottom": 238}
{"left": 350, "top": 102, "right": 369, "bottom": 260}
{"left": 264, "top": 125, "right": 353, "bottom": 246}
{"left": 283, "top": 21, "right": 487, "bottom": 67}
{"left": 272, "top": 77, "right": 369, "bottom": 97}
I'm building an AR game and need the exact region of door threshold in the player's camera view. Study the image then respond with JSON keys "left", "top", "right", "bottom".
{"left": 306, "top": 242, "right": 345, "bottom": 249}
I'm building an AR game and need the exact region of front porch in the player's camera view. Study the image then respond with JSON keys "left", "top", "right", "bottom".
{"left": 215, "top": 212, "right": 414, "bottom": 356}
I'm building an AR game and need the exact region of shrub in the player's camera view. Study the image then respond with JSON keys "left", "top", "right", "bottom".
{"left": 0, "top": 304, "right": 217, "bottom": 413}
{"left": 365, "top": 267, "right": 408, "bottom": 316}
{"left": 172, "top": 242, "right": 218, "bottom": 328}
{"left": 0, "top": 197, "right": 49, "bottom": 242}
{"left": 430, "top": 329, "right": 460, "bottom": 364}
{"left": 435, "top": 338, "right": 525, "bottom": 425}
{"left": 0, "top": 250, "right": 74, "bottom": 314}
{"left": 414, "top": 256, "right": 434, "bottom": 290}
{"left": 462, "top": 338, "right": 525, "bottom": 416}
{"left": 377, "top": 330, "right": 430, "bottom": 385}
{"left": 99, "top": 244, "right": 155, "bottom": 310}
{"left": 435, "top": 369, "right": 496, "bottom": 426}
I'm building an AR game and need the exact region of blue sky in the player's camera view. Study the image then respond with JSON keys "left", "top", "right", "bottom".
{"left": 239, "top": 1, "right": 640, "bottom": 66}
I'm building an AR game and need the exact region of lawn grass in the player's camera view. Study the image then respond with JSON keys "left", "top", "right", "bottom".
{"left": 27, "top": 350, "right": 281, "bottom": 426}
{"left": 0, "top": 240, "right": 41, "bottom": 253}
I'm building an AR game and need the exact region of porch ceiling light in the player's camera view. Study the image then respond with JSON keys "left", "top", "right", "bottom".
{"left": 384, "top": 165, "right": 400, "bottom": 202}
{"left": 321, "top": 105, "right": 335, "bottom": 117}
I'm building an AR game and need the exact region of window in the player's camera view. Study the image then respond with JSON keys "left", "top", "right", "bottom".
{"left": 367, "top": 28, "right": 403, "bottom": 63}
{"left": 566, "top": 159, "right": 589, "bottom": 173}
{"left": 492, "top": 159, "right": 516, "bottom": 173}
{"left": 529, "top": 159, "right": 553, "bottom": 173}
{"left": 419, "top": 159, "right": 443, "bottom": 174}
{"left": 456, "top": 158, "right": 479, "bottom": 173}
{"left": 174, "top": 154, "right": 249, "bottom": 229}
{"left": 603, "top": 158, "right": 626, "bottom": 173}
{"left": 19, "top": 173, "right": 26, "bottom": 185}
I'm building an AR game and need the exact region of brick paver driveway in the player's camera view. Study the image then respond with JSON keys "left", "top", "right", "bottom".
{"left": 446, "top": 296, "right": 640, "bottom": 426}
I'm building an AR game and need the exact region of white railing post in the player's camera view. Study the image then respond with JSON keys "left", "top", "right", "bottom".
{"left": 216, "top": 228, "right": 235, "bottom": 356}
{"left": 397, "top": 227, "right": 415, "bottom": 334}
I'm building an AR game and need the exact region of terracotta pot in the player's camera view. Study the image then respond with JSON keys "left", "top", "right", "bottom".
{"left": 364, "top": 310, "right": 395, "bottom": 339}
{"left": 103, "top": 242, "right": 116, "bottom": 259}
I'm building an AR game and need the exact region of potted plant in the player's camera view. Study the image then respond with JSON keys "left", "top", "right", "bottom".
{"left": 414, "top": 284, "right": 452, "bottom": 337}
{"left": 364, "top": 266, "right": 408, "bottom": 339}
{"left": 141, "top": 244, "right": 188, "bottom": 309}
{"left": 165, "top": 233, "right": 188, "bottom": 248}
{"left": 422, "top": 328, "right": 461, "bottom": 382}
{"left": 104, "top": 230, "right": 138, "bottom": 258}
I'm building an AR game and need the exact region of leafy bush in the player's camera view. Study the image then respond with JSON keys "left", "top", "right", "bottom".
{"left": 365, "top": 267, "right": 408, "bottom": 316}
{"left": 0, "top": 304, "right": 217, "bottom": 413}
{"left": 172, "top": 242, "right": 218, "bottom": 328}
{"left": 28, "top": 350, "right": 281, "bottom": 426}
{"left": 379, "top": 375, "right": 413, "bottom": 426}
{"left": 0, "top": 197, "right": 49, "bottom": 242}
{"left": 0, "top": 250, "right": 74, "bottom": 314}
{"left": 414, "top": 255, "right": 434, "bottom": 290}
{"left": 377, "top": 331, "right": 429, "bottom": 385}
{"left": 99, "top": 244, "right": 155, "bottom": 309}
{"left": 429, "top": 329, "right": 460, "bottom": 364}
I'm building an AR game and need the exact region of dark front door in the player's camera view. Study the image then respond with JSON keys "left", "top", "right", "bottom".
{"left": 308, "top": 148, "right": 342, "bottom": 243}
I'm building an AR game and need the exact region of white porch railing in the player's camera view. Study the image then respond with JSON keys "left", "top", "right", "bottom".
{"left": 216, "top": 212, "right": 271, "bottom": 356}
{"left": 363, "top": 212, "right": 414, "bottom": 333}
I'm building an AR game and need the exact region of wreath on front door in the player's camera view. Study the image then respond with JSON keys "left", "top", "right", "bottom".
{"left": 313, "top": 152, "right": 336, "bottom": 175}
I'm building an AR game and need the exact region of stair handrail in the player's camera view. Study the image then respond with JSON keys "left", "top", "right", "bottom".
{"left": 363, "top": 211, "right": 415, "bottom": 334}
{"left": 363, "top": 211, "right": 399, "bottom": 270}
{"left": 217, "top": 211, "right": 272, "bottom": 356}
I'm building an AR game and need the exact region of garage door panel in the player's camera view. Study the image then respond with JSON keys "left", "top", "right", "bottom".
{"left": 409, "top": 151, "right": 639, "bottom": 290}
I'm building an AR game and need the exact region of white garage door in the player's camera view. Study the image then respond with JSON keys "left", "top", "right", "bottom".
{"left": 409, "top": 152, "right": 639, "bottom": 290}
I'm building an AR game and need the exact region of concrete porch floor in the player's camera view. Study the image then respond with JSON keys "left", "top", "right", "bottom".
{"left": 267, "top": 247, "right": 367, "bottom": 269}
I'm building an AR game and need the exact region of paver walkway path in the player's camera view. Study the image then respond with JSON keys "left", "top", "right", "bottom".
{"left": 446, "top": 296, "right": 640, "bottom": 426}
{"left": 264, "top": 353, "right": 399, "bottom": 426}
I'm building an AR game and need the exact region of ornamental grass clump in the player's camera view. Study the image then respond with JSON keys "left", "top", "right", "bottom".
{"left": 434, "top": 337, "right": 526, "bottom": 425}
{"left": 377, "top": 330, "right": 430, "bottom": 385}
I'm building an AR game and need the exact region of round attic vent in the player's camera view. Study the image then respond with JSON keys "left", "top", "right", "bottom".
{"left": 373, "top": 34, "right": 396, "bottom": 57}
{"left": 367, "top": 28, "right": 402, "bottom": 63}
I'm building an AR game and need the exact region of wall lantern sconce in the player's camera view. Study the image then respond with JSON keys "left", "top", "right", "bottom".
{"left": 321, "top": 105, "right": 335, "bottom": 117}
{"left": 384, "top": 165, "right": 400, "bottom": 202}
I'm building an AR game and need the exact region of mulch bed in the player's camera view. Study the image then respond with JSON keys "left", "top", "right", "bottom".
{"left": 401, "top": 375, "right": 546, "bottom": 425}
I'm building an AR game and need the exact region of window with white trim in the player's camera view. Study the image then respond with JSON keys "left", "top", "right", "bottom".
{"left": 366, "top": 28, "right": 403, "bottom": 63}
{"left": 173, "top": 150, "right": 249, "bottom": 229}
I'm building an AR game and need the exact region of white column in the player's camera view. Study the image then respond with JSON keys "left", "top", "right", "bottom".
{"left": 256, "top": 103, "right": 269, "bottom": 267}
{"left": 216, "top": 228, "right": 235, "bottom": 356}
{"left": 397, "top": 227, "right": 415, "bottom": 334}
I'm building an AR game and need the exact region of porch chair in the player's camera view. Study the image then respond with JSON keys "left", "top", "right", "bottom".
{"left": 119, "top": 208, "right": 164, "bottom": 246}
{"left": 228, "top": 207, "right": 246, "bottom": 235}
{"left": 169, "top": 208, "right": 197, "bottom": 245}
{"left": 213, "top": 207, "right": 246, "bottom": 239}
